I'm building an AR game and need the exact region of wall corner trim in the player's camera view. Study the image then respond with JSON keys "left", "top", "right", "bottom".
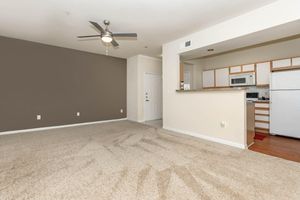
{"left": 163, "top": 126, "right": 246, "bottom": 149}
{"left": 0, "top": 118, "right": 127, "bottom": 136}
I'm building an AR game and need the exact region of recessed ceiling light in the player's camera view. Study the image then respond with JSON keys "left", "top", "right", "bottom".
{"left": 207, "top": 48, "right": 214, "bottom": 52}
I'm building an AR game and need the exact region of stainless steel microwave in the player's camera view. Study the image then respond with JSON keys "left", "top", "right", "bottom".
{"left": 230, "top": 73, "right": 256, "bottom": 87}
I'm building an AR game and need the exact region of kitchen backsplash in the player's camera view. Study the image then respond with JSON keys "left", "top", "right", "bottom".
{"left": 247, "top": 86, "right": 269, "bottom": 98}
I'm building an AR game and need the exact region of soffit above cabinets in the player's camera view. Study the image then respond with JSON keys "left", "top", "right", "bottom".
{"left": 181, "top": 20, "right": 300, "bottom": 60}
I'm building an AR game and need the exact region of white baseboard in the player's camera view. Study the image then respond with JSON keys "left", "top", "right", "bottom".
{"left": 0, "top": 118, "right": 127, "bottom": 136}
{"left": 163, "top": 126, "right": 246, "bottom": 149}
{"left": 126, "top": 119, "right": 144, "bottom": 123}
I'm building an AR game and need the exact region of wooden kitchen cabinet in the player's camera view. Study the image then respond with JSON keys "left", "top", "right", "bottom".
{"left": 254, "top": 102, "right": 270, "bottom": 134}
{"left": 292, "top": 57, "right": 300, "bottom": 66}
{"left": 242, "top": 64, "right": 255, "bottom": 72}
{"left": 230, "top": 64, "right": 255, "bottom": 74}
{"left": 247, "top": 102, "right": 255, "bottom": 146}
{"left": 202, "top": 70, "right": 215, "bottom": 88}
{"left": 215, "top": 68, "right": 229, "bottom": 87}
{"left": 256, "top": 62, "right": 271, "bottom": 86}
{"left": 272, "top": 58, "right": 292, "bottom": 71}
{"left": 271, "top": 57, "right": 300, "bottom": 72}
{"left": 229, "top": 66, "right": 242, "bottom": 74}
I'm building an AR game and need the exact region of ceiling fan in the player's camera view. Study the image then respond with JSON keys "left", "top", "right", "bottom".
{"left": 77, "top": 20, "right": 137, "bottom": 47}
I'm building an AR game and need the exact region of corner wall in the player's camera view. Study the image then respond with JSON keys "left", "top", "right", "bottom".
{"left": 163, "top": 42, "right": 246, "bottom": 148}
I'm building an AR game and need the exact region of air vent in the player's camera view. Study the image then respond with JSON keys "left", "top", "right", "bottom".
{"left": 185, "top": 40, "right": 191, "bottom": 47}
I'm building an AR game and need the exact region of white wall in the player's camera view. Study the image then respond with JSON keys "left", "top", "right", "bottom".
{"left": 127, "top": 56, "right": 139, "bottom": 121}
{"left": 163, "top": 91, "right": 246, "bottom": 148}
{"left": 183, "top": 63, "right": 194, "bottom": 87}
{"left": 162, "top": 0, "right": 300, "bottom": 148}
{"left": 193, "top": 64, "right": 203, "bottom": 89}
{"left": 163, "top": 41, "right": 246, "bottom": 148}
{"left": 176, "top": 0, "right": 300, "bottom": 54}
{"left": 127, "top": 55, "right": 162, "bottom": 122}
{"left": 183, "top": 62, "right": 203, "bottom": 89}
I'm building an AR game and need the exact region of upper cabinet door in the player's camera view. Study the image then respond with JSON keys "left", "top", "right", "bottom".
{"left": 242, "top": 64, "right": 255, "bottom": 72}
{"left": 203, "top": 70, "right": 215, "bottom": 88}
{"left": 256, "top": 62, "right": 271, "bottom": 86}
{"left": 215, "top": 68, "right": 229, "bottom": 87}
{"left": 230, "top": 66, "right": 242, "bottom": 74}
{"left": 292, "top": 57, "right": 300, "bottom": 66}
{"left": 272, "top": 58, "right": 291, "bottom": 70}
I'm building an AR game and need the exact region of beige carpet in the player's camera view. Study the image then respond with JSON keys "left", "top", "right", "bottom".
{"left": 0, "top": 121, "right": 300, "bottom": 200}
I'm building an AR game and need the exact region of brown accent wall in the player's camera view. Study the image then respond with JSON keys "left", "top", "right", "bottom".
{"left": 0, "top": 36, "right": 126, "bottom": 132}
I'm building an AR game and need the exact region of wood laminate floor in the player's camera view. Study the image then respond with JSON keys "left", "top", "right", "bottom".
{"left": 249, "top": 134, "right": 300, "bottom": 163}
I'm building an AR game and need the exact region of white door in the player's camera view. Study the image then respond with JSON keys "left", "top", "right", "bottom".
{"left": 144, "top": 73, "right": 162, "bottom": 121}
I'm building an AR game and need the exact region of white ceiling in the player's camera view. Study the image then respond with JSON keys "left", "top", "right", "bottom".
{"left": 0, "top": 0, "right": 277, "bottom": 58}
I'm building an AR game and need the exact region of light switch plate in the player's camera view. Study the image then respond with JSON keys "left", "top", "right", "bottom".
{"left": 76, "top": 112, "right": 80, "bottom": 117}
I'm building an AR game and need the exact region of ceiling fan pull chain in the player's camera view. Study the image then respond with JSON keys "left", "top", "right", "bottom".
{"left": 105, "top": 45, "right": 109, "bottom": 56}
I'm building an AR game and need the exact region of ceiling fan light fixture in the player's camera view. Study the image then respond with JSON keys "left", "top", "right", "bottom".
{"left": 78, "top": 21, "right": 137, "bottom": 47}
{"left": 102, "top": 35, "right": 112, "bottom": 43}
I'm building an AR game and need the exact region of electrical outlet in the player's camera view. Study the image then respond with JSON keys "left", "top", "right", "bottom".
{"left": 76, "top": 112, "right": 80, "bottom": 117}
{"left": 220, "top": 121, "right": 226, "bottom": 128}
{"left": 37, "top": 115, "right": 42, "bottom": 120}
{"left": 120, "top": 109, "right": 123, "bottom": 113}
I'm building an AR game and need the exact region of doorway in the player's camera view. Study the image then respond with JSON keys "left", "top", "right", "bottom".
{"left": 144, "top": 73, "right": 162, "bottom": 122}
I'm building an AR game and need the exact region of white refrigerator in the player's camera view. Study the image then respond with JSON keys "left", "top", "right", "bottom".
{"left": 270, "top": 70, "right": 300, "bottom": 138}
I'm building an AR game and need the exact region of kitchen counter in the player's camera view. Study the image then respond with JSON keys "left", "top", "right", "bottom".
{"left": 247, "top": 99, "right": 270, "bottom": 103}
{"left": 176, "top": 88, "right": 247, "bottom": 93}
{"left": 254, "top": 100, "right": 270, "bottom": 103}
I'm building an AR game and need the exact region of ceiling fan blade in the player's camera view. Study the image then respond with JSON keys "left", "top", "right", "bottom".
{"left": 111, "top": 39, "right": 119, "bottom": 47}
{"left": 112, "top": 33, "right": 137, "bottom": 38}
{"left": 77, "top": 35, "right": 101, "bottom": 38}
{"left": 89, "top": 21, "right": 105, "bottom": 34}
